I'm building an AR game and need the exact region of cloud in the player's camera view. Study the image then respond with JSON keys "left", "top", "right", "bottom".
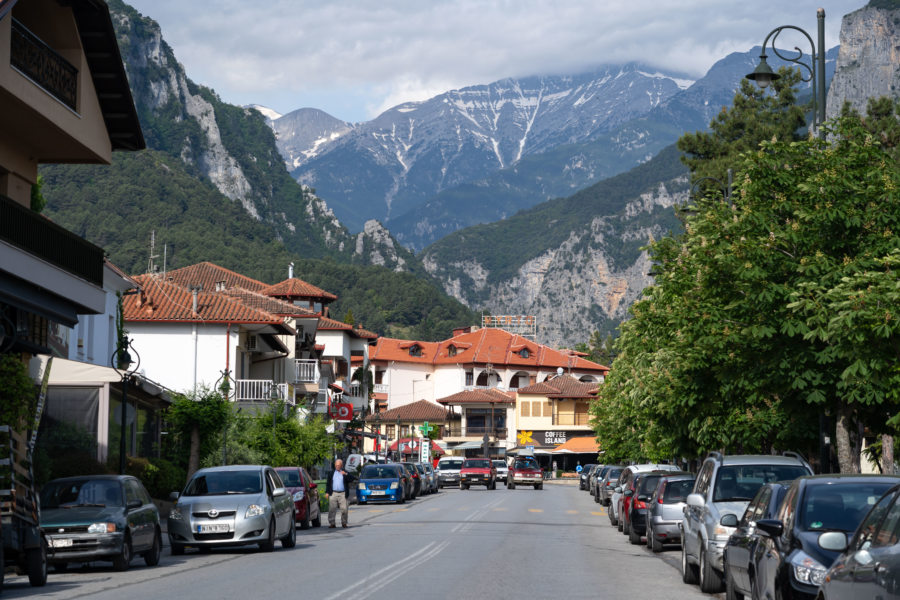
{"left": 127, "top": 0, "right": 863, "bottom": 122}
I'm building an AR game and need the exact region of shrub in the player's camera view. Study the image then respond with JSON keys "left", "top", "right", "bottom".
{"left": 124, "top": 456, "right": 186, "bottom": 499}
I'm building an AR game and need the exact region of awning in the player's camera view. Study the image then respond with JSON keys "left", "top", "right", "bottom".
{"left": 552, "top": 436, "right": 600, "bottom": 454}
{"left": 388, "top": 437, "right": 445, "bottom": 456}
{"left": 508, "top": 447, "right": 553, "bottom": 455}
{"left": 452, "top": 441, "right": 495, "bottom": 450}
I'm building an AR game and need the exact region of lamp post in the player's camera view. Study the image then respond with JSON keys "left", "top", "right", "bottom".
{"left": 746, "top": 8, "right": 826, "bottom": 139}
{"left": 111, "top": 337, "right": 140, "bottom": 475}
{"left": 373, "top": 412, "right": 382, "bottom": 462}
{"left": 215, "top": 369, "right": 235, "bottom": 465}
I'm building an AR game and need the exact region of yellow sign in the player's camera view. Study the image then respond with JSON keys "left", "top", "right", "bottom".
{"left": 517, "top": 430, "right": 535, "bottom": 445}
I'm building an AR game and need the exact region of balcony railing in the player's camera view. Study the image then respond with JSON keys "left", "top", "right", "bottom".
{"left": 294, "top": 359, "right": 320, "bottom": 383}
{"left": 553, "top": 413, "right": 591, "bottom": 426}
{"left": 0, "top": 194, "right": 104, "bottom": 286}
{"left": 234, "top": 380, "right": 290, "bottom": 404}
{"left": 373, "top": 383, "right": 389, "bottom": 394}
{"left": 11, "top": 19, "right": 78, "bottom": 111}
{"left": 446, "top": 426, "right": 507, "bottom": 440}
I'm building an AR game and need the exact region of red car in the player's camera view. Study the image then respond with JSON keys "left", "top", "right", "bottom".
{"left": 507, "top": 455, "right": 543, "bottom": 490}
{"left": 275, "top": 466, "right": 321, "bottom": 529}
{"left": 460, "top": 458, "right": 497, "bottom": 489}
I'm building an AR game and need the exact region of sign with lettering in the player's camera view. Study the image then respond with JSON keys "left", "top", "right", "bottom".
{"left": 420, "top": 438, "right": 431, "bottom": 463}
{"left": 518, "top": 431, "right": 571, "bottom": 447}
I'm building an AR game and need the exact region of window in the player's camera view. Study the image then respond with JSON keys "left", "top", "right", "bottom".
{"left": 543, "top": 401, "right": 552, "bottom": 417}
{"left": 853, "top": 491, "right": 897, "bottom": 552}
{"left": 386, "top": 424, "right": 395, "bottom": 438}
{"left": 448, "top": 345, "right": 457, "bottom": 357}
{"left": 125, "top": 480, "right": 141, "bottom": 507}
{"left": 521, "top": 403, "right": 530, "bottom": 417}
{"left": 465, "top": 371, "right": 474, "bottom": 386}
{"left": 520, "top": 349, "right": 529, "bottom": 358}
{"left": 409, "top": 344, "right": 421, "bottom": 357}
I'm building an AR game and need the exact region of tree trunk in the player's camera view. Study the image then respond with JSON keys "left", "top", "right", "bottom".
{"left": 187, "top": 426, "right": 200, "bottom": 479}
{"left": 883, "top": 434, "right": 895, "bottom": 475}
{"left": 835, "top": 404, "right": 861, "bottom": 473}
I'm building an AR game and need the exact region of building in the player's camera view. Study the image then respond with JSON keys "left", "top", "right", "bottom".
{"left": 362, "top": 399, "right": 458, "bottom": 459}
{"left": 513, "top": 375, "right": 599, "bottom": 452}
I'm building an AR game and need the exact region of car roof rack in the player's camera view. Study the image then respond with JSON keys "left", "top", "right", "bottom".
{"left": 782, "top": 451, "right": 813, "bottom": 472}
{"left": 706, "top": 451, "right": 724, "bottom": 464}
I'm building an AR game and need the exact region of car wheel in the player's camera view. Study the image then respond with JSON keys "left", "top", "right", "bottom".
{"left": 725, "top": 558, "right": 743, "bottom": 600}
{"left": 608, "top": 508, "right": 617, "bottom": 526}
{"left": 312, "top": 511, "right": 322, "bottom": 527}
{"left": 461, "top": 484, "right": 469, "bottom": 490}
{"left": 112, "top": 533, "right": 132, "bottom": 571}
{"left": 623, "top": 517, "right": 631, "bottom": 535}
{"left": 171, "top": 542, "right": 185, "bottom": 556}
{"left": 618, "top": 515, "right": 624, "bottom": 532}
{"left": 26, "top": 540, "right": 47, "bottom": 587}
{"left": 535, "top": 483, "right": 542, "bottom": 490}
{"left": 508, "top": 481, "right": 516, "bottom": 490}
{"left": 259, "top": 519, "right": 276, "bottom": 552}
{"left": 281, "top": 519, "right": 297, "bottom": 549}
{"left": 699, "top": 545, "right": 724, "bottom": 593}
{"left": 594, "top": 491, "right": 600, "bottom": 504}
{"left": 629, "top": 523, "right": 642, "bottom": 545}
{"left": 143, "top": 528, "right": 162, "bottom": 567}
{"left": 645, "top": 524, "right": 653, "bottom": 548}
{"left": 650, "top": 527, "right": 664, "bottom": 553}
{"left": 300, "top": 501, "right": 311, "bottom": 529}
{"left": 359, "top": 500, "right": 367, "bottom": 505}
{"left": 681, "top": 539, "right": 698, "bottom": 584}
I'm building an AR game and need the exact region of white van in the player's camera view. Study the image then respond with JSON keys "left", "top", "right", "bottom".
{"left": 435, "top": 456, "right": 465, "bottom": 488}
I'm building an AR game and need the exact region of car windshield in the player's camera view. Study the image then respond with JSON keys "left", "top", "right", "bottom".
{"left": 801, "top": 482, "right": 897, "bottom": 532}
{"left": 41, "top": 478, "right": 123, "bottom": 509}
{"left": 493, "top": 461, "right": 506, "bottom": 468}
{"left": 183, "top": 470, "right": 262, "bottom": 496}
{"left": 361, "top": 465, "right": 400, "bottom": 479}
{"left": 514, "top": 458, "right": 539, "bottom": 469}
{"left": 464, "top": 459, "right": 490, "bottom": 468}
{"left": 713, "top": 465, "right": 810, "bottom": 502}
{"left": 276, "top": 469, "right": 302, "bottom": 486}
{"left": 439, "top": 460, "right": 464, "bottom": 469}
{"left": 606, "top": 468, "right": 623, "bottom": 480}
{"left": 663, "top": 479, "right": 695, "bottom": 503}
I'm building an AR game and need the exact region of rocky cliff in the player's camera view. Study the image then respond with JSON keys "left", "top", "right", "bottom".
{"left": 826, "top": 2, "right": 900, "bottom": 119}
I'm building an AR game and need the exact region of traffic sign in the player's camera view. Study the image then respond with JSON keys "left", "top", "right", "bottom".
{"left": 332, "top": 402, "right": 353, "bottom": 422}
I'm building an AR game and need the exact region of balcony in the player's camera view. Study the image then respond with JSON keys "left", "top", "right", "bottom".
{"left": 10, "top": 19, "right": 78, "bottom": 111}
{"left": 234, "top": 380, "right": 290, "bottom": 404}
{"left": 373, "top": 383, "right": 389, "bottom": 394}
{"left": 552, "top": 413, "right": 591, "bottom": 426}
{"left": 294, "top": 359, "right": 320, "bottom": 383}
{"left": 446, "top": 426, "right": 507, "bottom": 440}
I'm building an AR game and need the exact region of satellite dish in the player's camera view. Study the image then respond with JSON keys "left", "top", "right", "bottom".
{"left": 556, "top": 367, "right": 564, "bottom": 376}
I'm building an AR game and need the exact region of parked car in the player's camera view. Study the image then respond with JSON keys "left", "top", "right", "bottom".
{"left": 414, "top": 463, "right": 436, "bottom": 495}
{"left": 611, "top": 464, "right": 680, "bottom": 529}
{"left": 421, "top": 463, "right": 439, "bottom": 494}
{"left": 589, "top": 465, "right": 609, "bottom": 499}
{"left": 274, "top": 466, "right": 321, "bottom": 529}
{"left": 460, "top": 458, "right": 497, "bottom": 489}
{"left": 721, "top": 481, "right": 789, "bottom": 597}
{"left": 749, "top": 474, "right": 900, "bottom": 600}
{"left": 493, "top": 460, "right": 509, "bottom": 483}
{"left": 626, "top": 471, "right": 689, "bottom": 545}
{"left": 398, "top": 463, "right": 418, "bottom": 500}
{"left": 681, "top": 452, "right": 813, "bottom": 594}
{"left": 435, "top": 457, "right": 464, "bottom": 488}
{"left": 646, "top": 472, "right": 697, "bottom": 552}
{"left": 167, "top": 465, "right": 296, "bottom": 554}
{"left": 356, "top": 464, "right": 407, "bottom": 504}
{"left": 41, "top": 475, "right": 161, "bottom": 572}
{"left": 401, "top": 462, "right": 423, "bottom": 497}
{"left": 598, "top": 466, "right": 624, "bottom": 506}
{"left": 507, "top": 455, "right": 543, "bottom": 490}
{"left": 819, "top": 482, "right": 900, "bottom": 599}
{"left": 579, "top": 464, "right": 597, "bottom": 490}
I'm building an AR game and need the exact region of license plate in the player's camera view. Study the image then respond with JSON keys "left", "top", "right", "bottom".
{"left": 50, "top": 538, "right": 72, "bottom": 548}
{"left": 371, "top": 490, "right": 386, "bottom": 496}
{"left": 197, "top": 523, "right": 231, "bottom": 534}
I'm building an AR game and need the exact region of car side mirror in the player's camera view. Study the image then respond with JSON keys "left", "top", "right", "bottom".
{"left": 624, "top": 489, "right": 633, "bottom": 497}
{"left": 273, "top": 487, "right": 287, "bottom": 498}
{"left": 309, "top": 482, "right": 317, "bottom": 489}
{"left": 818, "top": 531, "right": 848, "bottom": 552}
{"left": 756, "top": 519, "right": 784, "bottom": 538}
{"left": 127, "top": 499, "right": 143, "bottom": 510}
{"left": 614, "top": 486, "right": 622, "bottom": 493}
{"left": 169, "top": 491, "right": 180, "bottom": 501}
{"left": 686, "top": 493, "right": 705, "bottom": 508}
{"left": 719, "top": 513, "right": 739, "bottom": 528}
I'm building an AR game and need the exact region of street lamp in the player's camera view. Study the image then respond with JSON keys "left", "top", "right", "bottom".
{"left": 215, "top": 369, "right": 235, "bottom": 465}
{"left": 746, "top": 8, "right": 826, "bottom": 139}
{"left": 111, "top": 336, "right": 140, "bottom": 475}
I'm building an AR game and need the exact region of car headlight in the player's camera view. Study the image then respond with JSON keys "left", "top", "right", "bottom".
{"left": 293, "top": 490, "right": 305, "bottom": 501}
{"left": 169, "top": 506, "right": 183, "bottom": 521}
{"left": 390, "top": 482, "right": 399, "bottom": 489}
{"left": 87, "top": 522, "right": 116, "bottom": 533}
{"left": 713, "top": 524, "right": 734, "bottom": 540}
{"left": 245, "top": 504, "right": 265, "bottom": 518}
{"left": 791, "top": 551, "right": 827, "bottom": 586}
{"left": 358, "top": 482, "right": 367, "bottom": 490}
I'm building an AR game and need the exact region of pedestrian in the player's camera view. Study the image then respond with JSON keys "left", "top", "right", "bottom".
{"left": 326, "top": 458, "right": 354, "bottom": 528}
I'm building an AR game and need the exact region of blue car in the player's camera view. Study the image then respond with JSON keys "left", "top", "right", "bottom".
{"left": 357, "top": 464, "right": 407, "bottom": 504}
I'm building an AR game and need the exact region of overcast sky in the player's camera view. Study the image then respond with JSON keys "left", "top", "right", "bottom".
{"left": 125, "top": 1, "right": 865, "bottom": 123}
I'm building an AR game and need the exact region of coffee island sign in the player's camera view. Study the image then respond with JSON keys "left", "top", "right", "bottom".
{"left": 517, "top": 430, "right": 570, "bottom": 448}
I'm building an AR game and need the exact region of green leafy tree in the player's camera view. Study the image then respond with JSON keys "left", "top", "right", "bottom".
{"left": 166, "top": 388, "right": 230, "bottom": 479}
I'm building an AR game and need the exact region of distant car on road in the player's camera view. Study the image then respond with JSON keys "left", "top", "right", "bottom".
{"left": 507, "top": 455, "right": 543, "bottom": 490}
{"left": 436, "top": 457, "right": 464, "bottom": 488}
{"left": 41, "top": 475, "right": 162, "bottom": 572}
{"left": 168, "top": 465, "right": 296, "bottom": 555}
{"left": 460, "top": 458, "right": 497, "bottom": 489}
{"left": 357, "top": 464, "right": 407, "bottom": 504}
{"left": 646, "top": 472, "right": 696, "bottom": 552}
{"left": 274, "top": 466, "right": 321, "bottom": 529}
{"left": 598, "top": 466, "right": 624, "bottom": 506}
{"left": 580, "top": 464, "right": 597, "bottom": 490}
{"left": 493, "top": 460, "right": 509, "bottom": 483}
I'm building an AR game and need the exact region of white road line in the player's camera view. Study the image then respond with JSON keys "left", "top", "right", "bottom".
{"left": 322, "top": 541, "right": 438, "bottom": 600}
{"left": 335, "top": 540, "right": 453, "bottom": 600}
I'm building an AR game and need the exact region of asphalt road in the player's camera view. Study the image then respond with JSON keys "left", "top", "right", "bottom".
{"left": 2, "top": 482, "right": 722, "bottom": 599}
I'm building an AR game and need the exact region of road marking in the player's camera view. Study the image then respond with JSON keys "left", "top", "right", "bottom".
{"left": 452, "top": 497, "right": 506, "bottom": 533}
{"left": 528, "top": 508, "right": 543, "bottom": 513}
{"left": 492, "top": 507, "right": 508, "bottom": 511}
{"left": 591, "top": 511, "right": 605, "bottom": 516}
{"left": 566, "top": 510, "right": 578, "bottom": 514}
{"left": 427, "top": 508, "right": 439, "bottom": 512}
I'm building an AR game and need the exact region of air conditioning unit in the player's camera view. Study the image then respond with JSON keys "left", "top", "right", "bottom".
{"left": 247, "top": 334, "right": 259, "bottom": 352}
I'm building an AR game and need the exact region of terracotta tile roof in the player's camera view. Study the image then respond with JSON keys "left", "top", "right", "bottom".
{"left": 163, "top": 262, "right": 267, "bottom": 293}
{"left": 220, "top": 288, "right": 316, "bottom": 318}
{"left": 365, "top": 400, "right": 458, "bottom": 423}
{"left": 124, "top": 274, "right": 288, "bottom": 327}
{"left": 318, "top": 316, "right": 352, "bottom": 331}
{"left": 518, "top": 375, "right": 599, "bottom": 399}
{"left": 436, "top": 388, "right": 515, "bottom": 405}
{"left": 369, "top": 328, "right": 609, "bottom": 373}
{"left": 554, "top": 436, "right": 600, "bottom": 453}
{"left": 260, "top": 278, "right": 337, "bottom": 301}
{"left": 316, "top": 317, "right": 378, "bottom": 339}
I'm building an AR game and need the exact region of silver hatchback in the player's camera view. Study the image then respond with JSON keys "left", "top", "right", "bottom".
{"left": 646, "top": 473, "right": 695, "bottom": 552}
{"left": 167, "top": 465, "right": 296, "bottom": 554}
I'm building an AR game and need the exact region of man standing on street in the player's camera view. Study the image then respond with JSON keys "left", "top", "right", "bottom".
{"left": 326, "top": 458, "right": 354, "bottom": 528}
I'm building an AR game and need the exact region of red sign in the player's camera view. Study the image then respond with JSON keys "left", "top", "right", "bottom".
{"left": 332, "top": 402, "right": 353, "bottom": 422}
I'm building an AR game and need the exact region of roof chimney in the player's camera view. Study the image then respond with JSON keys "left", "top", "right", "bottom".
{"left": 190, "top": 285, "right": 201, "bottom": 314}
{"left": 289, "top": 262, "right": 294, "bottom": 279}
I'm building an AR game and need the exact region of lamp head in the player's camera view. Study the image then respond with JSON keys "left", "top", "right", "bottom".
{"left": 746, "top": 55, "right": 779, "bottom": 89}
{"left": 117, "top": 348, "right": 133, "bottom": 371}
